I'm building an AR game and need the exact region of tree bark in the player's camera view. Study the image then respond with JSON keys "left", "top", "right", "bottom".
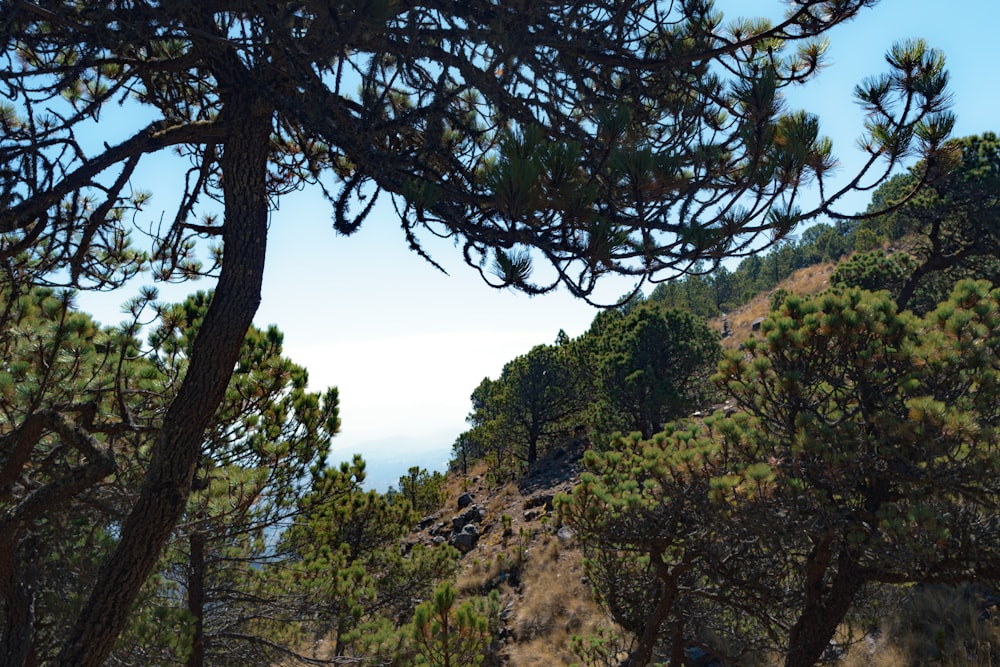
{"left": 0, "top": 541, "right": 35, "bottom": 667}
{"left": 784, "top": 545, "right": 864, "bottom": 667}
{"left": 628, "top": 551, "right": 689, "bottom": 667}
{"left": 186, "top": 530, "right": 207, "bottom": 667}
{"left": 54, "top": 93, "right": 272, "bottom": 666}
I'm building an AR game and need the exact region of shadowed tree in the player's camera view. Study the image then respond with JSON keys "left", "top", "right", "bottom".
{"left": 846, "top": 133, "right": 1000, "bottom": 313}
{"left": 718, "top": 283, "right": 1000, "bottom": 667}
{"left": 0, "top": 285, "right": 343, "bottom": 665}
{"left": 464, "top": 339, "right": 588, "bottom": 467}
{"left": 565, "top": 283, "right": 1000, "bottom": 666}
{"left": 560, "top": 422, "right": 783, "bottom": 667}
{"left": 0, "top": 2, "right": 954, "bottom": 662}
{"left": 130, "top": 294, "right": 341, "bottom": 667}
{"left": 0, "top": 286, "right": 155, "bottom": 665}
{"left": 588, "top": 304, "right": 720, "bottom": 439}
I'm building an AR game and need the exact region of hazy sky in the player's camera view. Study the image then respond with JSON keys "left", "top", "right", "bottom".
{"left": 77, "top": 0, "right": 1000, "bottom": 481}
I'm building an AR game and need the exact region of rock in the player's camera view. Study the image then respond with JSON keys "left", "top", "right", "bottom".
{"left": 523, "top": 494, "right": 553, "bottom": 511}
{"left": 557, "top": 526, "right": 574, "bottom": 544}
{"left": 523, "top": 507, "right": 545, "bottom": 522}
{"left": 457, "top": 492, "right": 473, "bottom": 509}
{"left": 452, "top": 504, "right": 484, "bottom": 531}
{"left": 450, "top": 524, "right": 480, "bottom": 553}
{"left": 417, "top": 513, "right": 439, "bottom": 530}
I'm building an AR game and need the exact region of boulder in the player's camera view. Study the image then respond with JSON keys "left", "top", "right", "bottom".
{"left": 450, "top": 523, "right": 480, "bottom": 553}
{"left": 452, "top": 504, "right": 484, "bottom": 531}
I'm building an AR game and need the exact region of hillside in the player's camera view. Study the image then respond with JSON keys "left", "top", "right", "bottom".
{"left": 712, "top": 261, "right": 838, "bottom": 350}
{"left": 408, "top": 263, "right": 848, "bottom": 666}
{"left": 408, "top": 444, "right": 618, "bottom": 666}
{"left": 407, "top": 253, "right": 1000, "bottom": 667}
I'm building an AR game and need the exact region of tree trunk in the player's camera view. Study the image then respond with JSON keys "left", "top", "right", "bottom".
{"left": 784, "top": 546, "right": 864, "bottom": 667}
{"left": 628, "top": 553, "right": 689, "bottom": 667}
{"left": 186, "top": 530, "right": 207, "bottom": 667}
{"left": 526, "top": 428, "right": 539, "bottom": 465}
{"left": 668, "top": 619, "right": 686, "bottom": 667}
{"left": 54, "top": 95, "right": 272, "bottom": 666}
{"left": 0, "top": 542, "right": 34, "bottom": 666}
{"left": 628, "top": 580, "right": 675, "bottom": 666}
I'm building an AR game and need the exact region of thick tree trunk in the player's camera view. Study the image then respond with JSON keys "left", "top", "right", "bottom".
{"left": 526, "top": 429, "right": 539, "bottom": 465}
{"left": 0, "top": 542, "right": 34, "bottom": 667}
{"left": 784, "top": 546, "right": 864, "bottom": 667}
{"left": 54, "top": 96, "right": 272, "bottom": 667}
{"left": 628, "top": 581, "right": 675, "bottom": 667}
{"left": 628, "top": 553, "right": 689, "bottom": 667}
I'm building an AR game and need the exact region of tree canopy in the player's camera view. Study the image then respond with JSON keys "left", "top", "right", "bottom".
{"left": 586, "top": 303, "right": 720, "bottom": 439}
{"left": 0, "top": 285, "right": 343, "bottom": 665}
{"left": 0, "top": 1, "right": 955, "bottom": 662}
{"left": 562, "top": 282, "right": 1000, "bottom": 666}
{"left": 848, "top": 132, "right": 1000, "bottom": 311}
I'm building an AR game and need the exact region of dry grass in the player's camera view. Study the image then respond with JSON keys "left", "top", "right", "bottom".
{"left": 840, "top": 585, "right": 1000, "bottom": 667}
{"left": 456, "top": 553, "right": 514, "bottom": 596}
{"left": 503, "top": 532, "right": 620, "bottom": 667}
{"left": 714, "top": 261, "right": 837, "bottom": 350}
{"left": 440, "top": 459, "right": 490, "bottom": 504}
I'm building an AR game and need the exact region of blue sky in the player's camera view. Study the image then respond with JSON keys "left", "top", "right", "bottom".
{"left": 77, "top": 0, "right": 1000, "bottom": 487}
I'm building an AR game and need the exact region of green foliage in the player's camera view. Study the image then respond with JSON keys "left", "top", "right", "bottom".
{"left": 396, "top": 466, "right": 447, "bottom": 516}
{"left": 586, "top": 304, "right": 721, "bottom": 439}
{"left": 570, "top": 626, "right": 633, "bottom": 667}
{"left": 410, "top": 583, "right": 500, "bottom": 667}
{"left": 456, "top": 303, "right": 719, "bottom": 478}
{"left": 0, "top": 284, "right": 355, "bottom": 665}
{"left": 560, "top": 420, "right": 782, "bottom": 666}
{"left": 769, "top": 288, "right": 789, "bottom": 312}
{"left": 855, "top": 133, "right": 1000, "bottom": 311}
{"left": 0, "top": 285, "right": 158, "bottom": 662}
{"left": 565, "top": 283, "right": 1000, "bottom": 667}
{"left": 460, "top": 336, "right": 590, "bottom": 469}
{"left": 110, "top": 291, "right": 342, "bottom": 666}
{"left": 0, "top": 2, "right": 959, "bottom": 659}
{"left": 279, "top": 457, "right": 460, "bottom": 661}
{"left": 831, "top": 249, "right": 916, "bottom": 295}
{"left": 714, "top": 283, "right": 1000, "bottom": 665}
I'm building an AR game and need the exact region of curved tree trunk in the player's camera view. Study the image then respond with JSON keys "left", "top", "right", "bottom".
{"left": 784, "top": 545, "right": 864, "bottom": 667}
{"left": 627, "top": 552, "right": 690, "bottom": 667}
{"left": 54, "top": 93, "right": 272, "bottom": 666}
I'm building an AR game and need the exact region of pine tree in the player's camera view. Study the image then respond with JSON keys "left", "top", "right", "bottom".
{"left": 564, "top": 283, "right": 1000, "bottom": 666}
{"left": 410, "top": 583, "right": 499, "bottom": 667}
{"left": 1, "top": 3, "right": 954, "bottom": 660}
